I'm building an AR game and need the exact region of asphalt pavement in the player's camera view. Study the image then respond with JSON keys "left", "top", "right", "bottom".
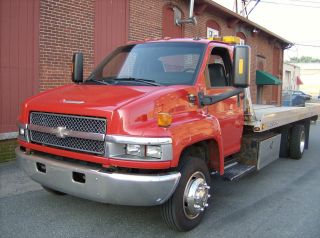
{"left": 1, "top": 122, "right": 320, "bottom": 238}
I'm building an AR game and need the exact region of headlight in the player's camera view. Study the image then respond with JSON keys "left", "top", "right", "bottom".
{"left": 146, "top": 145, "right": 161, "bottom": 158}
{"left": 19, "top": 128, "right": 25, "bottom": 136}
{"left": 126, "top": 144, "right": 145, "bottom": 156}
{"left": 125, "top": 144, "right": 161, "bottom": 159}
{"left": 105, "top": 135, "right": 172, "bottom": 161}
{"left": 17, "top": 123, "right": 29, "bottom": 142}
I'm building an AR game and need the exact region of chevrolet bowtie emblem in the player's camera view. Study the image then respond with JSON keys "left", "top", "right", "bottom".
{"left": 54, "top": 126, "right": 69, "bottom": 138}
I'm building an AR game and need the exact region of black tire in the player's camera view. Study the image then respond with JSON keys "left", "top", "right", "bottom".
{"left": 42, "top": 186, "right": 66, "bottom": 195}
{"left": 289, "top": 124, "right": 305, "bottom": 160}
{"left": 161, "top": 156, "right": 211, "bottom": 231}
{"left": 279, "top": 127, "right": 290, "bottom": 158}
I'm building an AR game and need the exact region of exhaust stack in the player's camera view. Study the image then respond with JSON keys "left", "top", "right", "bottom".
{"left": 176, "top": 0, "right": 197, "bottom": 25}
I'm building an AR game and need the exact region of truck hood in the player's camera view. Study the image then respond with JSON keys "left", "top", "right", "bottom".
{"left": 21, "top": 84, "right": 198, "bottom": 124}
{"left": 22, "top": 84, "right": 162, "bottom": 118}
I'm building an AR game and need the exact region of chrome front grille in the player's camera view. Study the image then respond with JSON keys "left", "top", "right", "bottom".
{"left": 29, "top": 112, "right": 106, "bottom": 155}
{"left": 30, "top": 112, "right": 106, "bottom": 134}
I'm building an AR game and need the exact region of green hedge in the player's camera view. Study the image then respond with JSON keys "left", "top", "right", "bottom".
{"left": 0, "top": 139, "right": 18, "bottom": 163}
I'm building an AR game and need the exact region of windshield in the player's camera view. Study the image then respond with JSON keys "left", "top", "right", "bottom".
{"left": 86, "top": 42, "right": 206, "bottom": 86}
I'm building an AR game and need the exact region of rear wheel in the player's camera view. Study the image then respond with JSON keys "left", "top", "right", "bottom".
{"left": 161, "top": 156, "right": 211, "bottom": 231}
{"left": 289, "top": 124, "right": 305, "bottom": 160}
{"left": 42, "top": 186, "right": 66, "bottom": 195}
{"left": 279, "top": 127, "right": 290, "bottom": 158}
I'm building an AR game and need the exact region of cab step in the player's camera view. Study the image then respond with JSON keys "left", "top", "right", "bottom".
{"left": 223, "top": 162, "right": 256, "bottom": 181}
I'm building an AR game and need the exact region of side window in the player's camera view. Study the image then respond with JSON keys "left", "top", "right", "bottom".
{"left": 207, "top": 47, "right": 232, "bottom": 87}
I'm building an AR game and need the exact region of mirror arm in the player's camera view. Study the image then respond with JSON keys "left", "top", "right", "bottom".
{"left": 198, "top": 88, "right": 243, "bottom": 106}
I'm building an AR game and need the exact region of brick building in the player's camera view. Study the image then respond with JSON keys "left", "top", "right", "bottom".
{"left": 0, "top": 0, "right": 290, "bottom": 160}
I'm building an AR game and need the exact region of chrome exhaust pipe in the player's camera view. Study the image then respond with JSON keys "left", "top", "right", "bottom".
{"left": 176, "top": 0, "right": 197, "bottom": 25}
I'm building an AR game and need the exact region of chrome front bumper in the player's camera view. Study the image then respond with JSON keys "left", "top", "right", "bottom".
{"left": 16, "top": 148, "right": 180, "bottom": 206}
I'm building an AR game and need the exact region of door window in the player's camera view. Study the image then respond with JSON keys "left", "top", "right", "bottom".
{"left": 206, "top": 47, "right": 232, "bottom": 88}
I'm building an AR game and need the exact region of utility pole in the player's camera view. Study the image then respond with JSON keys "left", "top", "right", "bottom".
{"left": 240, "top": 0, "right": 250, "bottom": 17}
{"left": 234, "top": 0, "right": 260, "bottom": 18}
{"left": 234, "top": 0, "right": 238, "bottom": 14}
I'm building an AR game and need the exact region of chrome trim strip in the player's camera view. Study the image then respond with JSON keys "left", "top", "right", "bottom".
{"left": 16, "top": 148, "right": 180, "bottom": 206}
{"left": 30, "top": 112, "right": 106, "bottom": 124}
{"left": 105, "top": 135, "right": 172, "bottom": 145}
{"left": 28, "top": 124, "right": 105, "bottom": 141}
{"left": 62, "top": 99, "right": 85, "bottom": 104}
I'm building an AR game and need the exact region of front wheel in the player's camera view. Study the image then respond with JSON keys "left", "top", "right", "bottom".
{"left": 161, "top": 156, "right": 211, "bottom": 231}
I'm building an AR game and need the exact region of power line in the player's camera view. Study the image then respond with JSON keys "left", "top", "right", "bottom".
{"left": 260, "top": 0, "right": 320, "bottom": 8}
{"left": 294, "top": 43, "right": 320, "bottom": 47}
{"left": 261, "top": 1, "right": 320, "bottom": 8}
{"left": 281, "top": 0, "right": 320, "bottom": 3}
{"left": 248, "top": 0, "right": 261, "bottom": 16}
{"left": 296, "top": 40, "right": 320, "bottom": 43}
{"left": 255, "top": 0, "right": 320, "bottom": 3}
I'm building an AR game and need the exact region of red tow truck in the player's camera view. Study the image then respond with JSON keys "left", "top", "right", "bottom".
{"left": 16, "top": 37, "right": 320, "bottom": 231}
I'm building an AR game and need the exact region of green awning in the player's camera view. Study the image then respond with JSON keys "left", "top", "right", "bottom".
{"left": 256, "top": 70, "right": 282, "bottom": 85}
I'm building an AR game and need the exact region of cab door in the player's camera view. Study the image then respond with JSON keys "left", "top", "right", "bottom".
{"left": 204, "top": 46, "right": 244, "bottom": 156}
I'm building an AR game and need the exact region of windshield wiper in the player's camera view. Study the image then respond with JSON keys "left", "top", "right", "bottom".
{"left": 86, "top": 76, "right": 110, "bottom": 85}
{"left": 112, "top": 77, "right": 161, "bottom": 86}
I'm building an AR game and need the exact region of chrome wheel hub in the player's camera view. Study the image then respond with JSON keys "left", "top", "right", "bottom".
{"left": 300, "top": 130, "right": 305, "bottom": 153}
{"left": 183, "top": 172, "right": 211, "bottom": 219}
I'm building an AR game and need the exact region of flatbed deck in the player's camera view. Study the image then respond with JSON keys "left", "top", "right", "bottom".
{"left": 245, "top": 103, "right": 320, "bottom": 132}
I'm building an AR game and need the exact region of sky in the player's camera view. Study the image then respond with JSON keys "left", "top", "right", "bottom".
{"left": 212, "top": 0, "right": 320, "bottom": 60}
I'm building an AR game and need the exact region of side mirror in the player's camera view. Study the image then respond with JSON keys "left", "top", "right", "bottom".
{"left": 72, "top": 53, "right": 83, "bottom": 83}
{"left": 232, "top": 45, "right": 250, "bottom": 88}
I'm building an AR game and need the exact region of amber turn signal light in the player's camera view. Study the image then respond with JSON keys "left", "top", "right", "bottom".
{"left": 158, "top": 113, "right": 172, "bottom": 127}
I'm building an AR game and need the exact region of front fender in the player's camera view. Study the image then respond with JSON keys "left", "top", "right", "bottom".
{"left": 169, "top": 115, "right": 224, "bottom": 174}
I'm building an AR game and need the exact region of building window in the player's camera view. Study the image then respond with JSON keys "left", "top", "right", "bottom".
{"left": 207, "top": 28, "right": 219, "bottom": 38}
{"left": 236, "top": 32, "right": 246, "bottom": 44}
{"left": 256, "top": 55, "right": 266, "bottom": 71}
{"left": 206, "top": 20, "right": 221, "bottom": 37}
{"left": 284, "top": 70, "right": 292, "bottom": 90}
